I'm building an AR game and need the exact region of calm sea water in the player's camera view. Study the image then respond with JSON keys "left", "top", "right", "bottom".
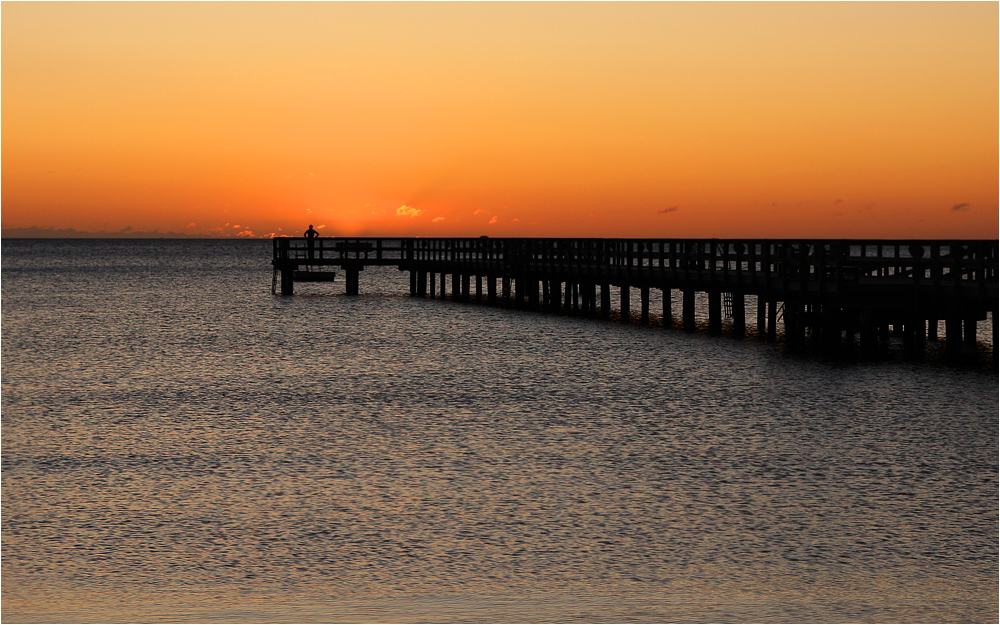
{"left": 2, "top": 239, "right": 997, "bottom": 623}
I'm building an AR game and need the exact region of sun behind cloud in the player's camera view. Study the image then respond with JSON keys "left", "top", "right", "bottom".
{"left": 396, "top": 205, "right": 423, "bottom": 218}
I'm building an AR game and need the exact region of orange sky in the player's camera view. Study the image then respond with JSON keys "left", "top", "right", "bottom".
{"left": 2, "top": 2, "right": 997, "bottom": 239}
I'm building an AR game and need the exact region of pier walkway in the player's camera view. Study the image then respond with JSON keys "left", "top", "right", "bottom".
{"left": 272, "top": 237, "right": 998, "bottom": 359}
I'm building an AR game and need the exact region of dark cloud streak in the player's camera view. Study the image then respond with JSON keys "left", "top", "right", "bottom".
{"left": 1, "top": 226, "right": 241, "bottom": 239}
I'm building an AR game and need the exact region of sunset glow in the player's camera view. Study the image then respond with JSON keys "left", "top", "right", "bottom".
{"left": 2, "top": 2, "right": 997, "bottom": 239}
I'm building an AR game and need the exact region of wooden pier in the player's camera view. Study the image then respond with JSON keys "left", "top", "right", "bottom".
{"left": 273, "top": 237, "right": 998, "bottom": 359}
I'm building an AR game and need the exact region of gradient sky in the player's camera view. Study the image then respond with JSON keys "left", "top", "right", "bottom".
{"left": 3, "top": 2, "right": 997, "bottom": 238}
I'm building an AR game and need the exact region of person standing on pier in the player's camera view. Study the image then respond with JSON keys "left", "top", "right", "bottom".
{"left": 304, "top": 224, "right": 319, "bottom": 259}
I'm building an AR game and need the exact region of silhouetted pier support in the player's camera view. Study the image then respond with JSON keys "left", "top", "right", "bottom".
{"left": 767, "top": 301, "right": 778, "bottom": 341}
{"left": 272, "top": 236, "right": 997, "bottom": 363}
{"left": 784, "top": 299, "right": 804, "bottom": 349}
{"left": 708, "top": 291, "right": 722, "bottom": 335}
{"left": 683, "top": 290, "right": 696, "bottom": 332}
{"left": 345, "top": 266, "right": 361, "bottom": 296}
{"left": 488, "top": 277, "right": 497, "bottom": 305}
{"left": 756, "top": 298, "right": 767, "bottom": 338}
{"left": 279, "top": 267, "right": 294, "bottom": 296}
{"left": 731, "top": 293, "right": 746, "bottom": 337}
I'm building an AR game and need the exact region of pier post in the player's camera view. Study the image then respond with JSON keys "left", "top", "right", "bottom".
{"left": 585, "top": 283, "right": 597, "bottom": 316}
{"left": 662, "top": 287, "right": 673, "bottom": 328}
{"left": 912, "top": 317, "right": 926, "bottom": 357}
{"left": 993, "top": 311, "right": 998, "bottom": 362}
{"left": 462, "top": 274, "right": 471, "bottom": 302}
{"left": 452, "top": 274, "right": 461, "bottom": 301}
{"left": 409, "top": 271, "right": 418, "bottom": 296}
{"left": 640, "top": 287, "right": 650, "bottom": 324}
{"left": 731, "top": 292, "right": 746, "bottom": 337}
{"left": 844, "top": 312, "right": 857, "bottom": 351}
{"left": 964, "top": 319, "right": 977, "bottom": 347}
{"left": 502, "top": 276, "right": 511, "bottom": 305}
{"left": 860, "top": 309, "right": 878, "bottom": 357}
{"left": 345, "top": 266, "right": 361, "bottom": 296}
{"left": 946, "top": 318, "right": 962, "bottom": 353}
{"left": 441, "top": 273, "right": 447, "bottom": 299}
{"left": 280, "top": 267, "right": 294, "bottom": 296}
{"left": 877, "top": 322, "right": 890, "bottom": 356}
{"left": 818, "top": 305, "right": 840, "bottom": 353}
{"left": 994, "top": 311, "right": 998, "bottom": 361}
{"left": 928, "top": 319, "right": 939, "bottom": 341}
{"left": 809, "top": 303, "right": 822, "bottom": 348}
{"left": 708, "top": 291, "right": 722, "bottom": 335}
{"left": 620, "top": 285, "right": 631, "bottom": 322}
{"left": 784, "top": 299, "right": 803, "bottom": 348}
{"left": 683, "top": 290, "right": 696, "bottom": 331}
{"left": 757, "top": 296, "right": 766, "bottom": 337}
{"left": 429, "top": 272, "right": 436, "bottom": 299}
{"left": 476, "top": 275, "right": 483, "bottom": 302}
{"left": 767, "top": 300, "right": 777, "bottom": 341}
{"left": 488, "top": 276, "right": 497, "bottom": 304}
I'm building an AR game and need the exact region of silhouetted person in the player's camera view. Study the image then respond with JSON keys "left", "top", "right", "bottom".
{"left": 304, "top": 224, "right": 319, "bottom": 259}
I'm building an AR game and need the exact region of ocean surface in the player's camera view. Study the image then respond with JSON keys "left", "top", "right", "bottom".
{"left": 2, "top": 238, "right": 997, "bottom": 623}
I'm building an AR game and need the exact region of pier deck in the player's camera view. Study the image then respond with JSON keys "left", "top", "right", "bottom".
{"left": 272, "top": 237, "right": 997, "bottom": 359}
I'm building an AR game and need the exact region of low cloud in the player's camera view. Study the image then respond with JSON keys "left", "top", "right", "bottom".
{"left": 473, "top": 209, "right": 484, "bottom": 215}
{"left": 488, "top": 216, "right": 499, "bottom": 224}
{"left": 396, "top": 205, "right": 423, "bottom": 218}
{"left": 658, "top": 206, "right": 679, "bottom": 214}
{"left": 432, "top": 216, "right": 445, "bottom": 223}
{"left": 952, "top": 202, "right": 971, "bottom": 211}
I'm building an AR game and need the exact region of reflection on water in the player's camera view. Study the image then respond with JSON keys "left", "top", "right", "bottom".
{"left": 2, "top": 240, "right": 997, "bottom": 622}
